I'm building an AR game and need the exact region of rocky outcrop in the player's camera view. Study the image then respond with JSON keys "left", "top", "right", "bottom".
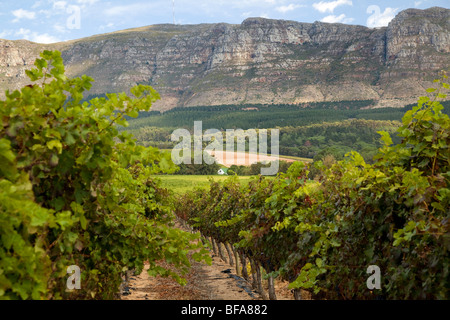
{"left": 0, "top": 39, "right": 50, "bottom": 93}
{"left": 1, "top": 7, "right": 449, "bottom": 110}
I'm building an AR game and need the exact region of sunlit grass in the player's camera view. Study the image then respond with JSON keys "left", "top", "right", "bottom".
{"left": 152, "top": 175, "right": 272, "bottom": 195}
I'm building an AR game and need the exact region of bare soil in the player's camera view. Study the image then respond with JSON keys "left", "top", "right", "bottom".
{"left": 121, "top": 219, "right": 309, "bottom": 301}
{"left": 121, "top": 249, "right": 296, "bottom": 301}
{"left": 205, "top": 150, "right": 295, "bottom": 167}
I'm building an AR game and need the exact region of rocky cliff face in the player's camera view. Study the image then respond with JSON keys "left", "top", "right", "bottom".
{"left": 1, "top": 7, "right": 449, "bottom": 110}
{"left": 0, "top": 40, "right": 51, "bottom": 94}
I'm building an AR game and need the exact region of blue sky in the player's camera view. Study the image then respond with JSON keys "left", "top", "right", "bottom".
{"left": 0, "top": 0, "right": 448, "bottom": 43}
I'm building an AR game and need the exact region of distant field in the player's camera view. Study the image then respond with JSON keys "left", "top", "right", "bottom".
{"left": 152, "top": 175, "right": 268, "bottom": 195}
{"left": 204, "top": 150, "right": 312, "bottom": 166}
{"left": 160, "top": 149, "right": 312, "bottom": 166}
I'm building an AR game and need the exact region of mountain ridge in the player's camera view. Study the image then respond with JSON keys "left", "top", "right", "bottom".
{"left": 1, "top": 6, "right": 449, "bottom": 111}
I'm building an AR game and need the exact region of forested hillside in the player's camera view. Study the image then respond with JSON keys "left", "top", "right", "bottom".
{"left": 124, "top": 101, "right": 450, "bottom": 162}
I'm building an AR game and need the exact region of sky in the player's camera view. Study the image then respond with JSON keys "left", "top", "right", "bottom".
{"left": 0, "top": 0, "right": 449, "bottom": 44}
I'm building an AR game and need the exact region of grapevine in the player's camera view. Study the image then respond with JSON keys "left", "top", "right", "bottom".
{"left": 0, "top": 50, "right": 211, "bottom": 300}
{"left": 175, "top": 75, "right": 450, "bottom": 299}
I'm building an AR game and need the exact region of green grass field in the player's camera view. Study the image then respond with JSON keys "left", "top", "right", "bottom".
{"left": 152, "top": 175, "right": 267, "bottom": 195}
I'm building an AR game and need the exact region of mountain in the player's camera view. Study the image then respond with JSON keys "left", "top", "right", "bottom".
{"left": 1, "top": 7, "right": 449, "bottom": 111}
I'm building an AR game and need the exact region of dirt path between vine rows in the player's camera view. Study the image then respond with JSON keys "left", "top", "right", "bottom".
{"left": 121, "top": 247, "right": 295, "bottom": 301}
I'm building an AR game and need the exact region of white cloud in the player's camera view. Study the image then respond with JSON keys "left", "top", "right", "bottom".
{"left": 0, "top": 30, "right": 13, "bottom": 39}
{"left": 275, "top": 4, "right": 305, "bottom": 14}
{"left": 76, "top": 0, "right": 99, "bottom": 5}
{"left": 321, "top": 13, "right": 354, "bottom": 24}
{"left": 53, "top": 1, "right": 68, "bottom": 11}
{"left": 31, "top": 33, "right": 61, "bottom": 44}
{"left": 366, "top": 5, "right": 398, "bottom": 28}
{"left": 313, "top": 0, "right": 352, "bottom": 13}
{"left": 99, "top": 22, "right": 115, "bottom": 31}
{"left": 51, "top": 0, "right": 97, "bottom": 12}
{"left": 53, "top": 23, "right": 68, "bottom": 33}
{"left": 224, "top": 0, "right": 283, "bottom": 9}
{"left": 32, "top": 1, "right": 44, "bottom": 9}
{"left": 14, "top": 28, "right": 60, "bottom": 44}
{"left": 12, "top": 9, "right": 36, "bottom": 22}
{"left": 104, "top": 3, "right": 156, "bottom": 16}
{"left": 15, "top": 28, "right": 30, "bottom": 36}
